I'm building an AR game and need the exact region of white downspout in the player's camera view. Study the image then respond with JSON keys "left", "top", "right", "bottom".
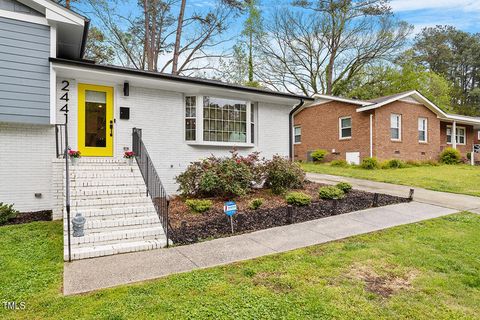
{"left": 452, "top": 121, "right": 457, "bottom": 149}
{"left": 369, "top": 114, "right": 373, "bottom": 158}
{"left": 472, "top": 142, "right": 475, "bottom": 166}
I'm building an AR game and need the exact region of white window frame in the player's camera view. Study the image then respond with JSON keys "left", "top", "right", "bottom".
{"left": 446, "top": 125, "right": 466, "bottom": 145}
{"left": 184, "top": 96, "right": 197, "bottom": 141}
{"left": 418, "top": 117, "right": 428, "bottom": 143}
{"left": 477, "top": 130, "right": 480, "bottom": 140}
{"left": 185, "top": 95, "right": 254, "bottom": 146}
{"left": 339, "top": 116, "right": 352, "bottom": 140}
{"left": 294, "top": 126, "right": 301, "bottom": 144}
{"left": 390, "top": 113, "right": 402, "bottom": 141}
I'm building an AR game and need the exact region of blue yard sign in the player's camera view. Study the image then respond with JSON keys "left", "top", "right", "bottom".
{"left": 224, "top": 201, "right": 237, "bottom": 233}
{"left": 223, "top": 201, "right": 237, "bottom": 216}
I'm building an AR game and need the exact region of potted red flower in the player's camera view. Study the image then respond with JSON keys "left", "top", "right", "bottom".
{"left": 124, "top": 151, "right": 135, "bottom": 165}
{"left": 68, "top": 150, "right": 81, "bottom": 166}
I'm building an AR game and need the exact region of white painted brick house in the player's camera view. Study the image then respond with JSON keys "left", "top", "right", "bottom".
{"left": 0, "top": 0, "right": 312, "bottom": 259}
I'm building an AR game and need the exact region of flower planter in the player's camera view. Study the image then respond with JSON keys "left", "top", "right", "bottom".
{"left": 70, "top": 157, "right": 79, "bottom": 166}
{"left": 127, "top": 158, "right": 134, "bottom": 166}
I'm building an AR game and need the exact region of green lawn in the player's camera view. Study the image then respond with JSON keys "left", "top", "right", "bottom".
{"left": 302, "top": 163, "right": 480, "bottom": 197}
{"left": 1, "top": 215, "right": 480, "bottom": 319}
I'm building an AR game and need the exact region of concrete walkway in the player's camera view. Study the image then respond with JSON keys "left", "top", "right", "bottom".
{"left": 307, "top": 173, "right": 480, "bottom": 212}
{"left": 64, "top": 201, "right": 457, "bottom": 295}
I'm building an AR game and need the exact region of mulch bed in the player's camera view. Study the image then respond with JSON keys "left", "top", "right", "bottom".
{"left": 168, "top": 182, "right": 410, "bottom": 245}
{"left": 1, "top": 210, "right": 52, "bottom": 226}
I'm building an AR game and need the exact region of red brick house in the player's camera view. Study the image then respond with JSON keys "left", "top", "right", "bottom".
{"left": 293, "top": 91, "right": 480, "bottom": 164}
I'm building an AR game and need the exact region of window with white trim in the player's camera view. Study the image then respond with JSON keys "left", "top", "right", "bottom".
{"left": 250, "top": 103, "right": 256, "bottom": 143}
{"left": 478, "top": 130, "right": 480, "bottom": 140}
{"left": 418, "top": 117, "right": 427, "bottom": 142}
{"left": 294, "top": 126, "right": 301, "bottom": 143}
{"left": 203, "top": 96, "right": 248, "bottom": 143}
{"left": 446, "top": 126, "right": 466, "bottom": 145}
{"left": 339, "top": 116, "right": 352, "bottom": 139}
{"left": 185, "top": 96, "right": 196, "bottom": 141}
{"left": 390, "top": 113, "right": 401, "bottom": 140}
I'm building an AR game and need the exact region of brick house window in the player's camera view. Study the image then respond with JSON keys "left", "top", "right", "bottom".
{"left": 294, "top": 126, "right": 301, "bottom": 143}
{"left": 339, "top": 116, "right": 352, "bottom": 139}
{"left": 418, "top": 117, "right": 427, "bottom": 142}
{"left": 446, "top": 126, "right": 466, "bottom": 145}
{"left": 185, "top": 96, "right": 196, "bottom": 141}
{"left": 390, "top": 114, "right": 401, "bottom": 141}
{"left": 478, "top": 130, "right": 480, "bottom": 140}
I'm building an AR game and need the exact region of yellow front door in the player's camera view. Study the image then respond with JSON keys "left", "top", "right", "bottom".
{"left": 78, "top": 84, "right": 114, "bottom": 157}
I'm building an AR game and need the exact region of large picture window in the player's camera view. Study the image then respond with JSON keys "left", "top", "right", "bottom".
{"left": 447, "top": 126, "right": 466, "bottom": 145}
{"left": 390, "top": 114, "right": 402, "bottom": 141}
{"left": 203, "top": 97, "right": 247, "bottom": 143}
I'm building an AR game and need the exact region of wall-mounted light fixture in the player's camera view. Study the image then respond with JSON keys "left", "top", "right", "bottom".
{"left": 123, "top": 82, "right": 130, "bottom": 96}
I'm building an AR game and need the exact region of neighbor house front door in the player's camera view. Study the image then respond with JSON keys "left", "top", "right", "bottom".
{"left": 78, "top": 84, "right": 114, "bottom": 157}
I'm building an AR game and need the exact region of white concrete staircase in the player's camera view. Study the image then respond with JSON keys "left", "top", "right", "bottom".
{"left": 63, "top": 158, "right": 168, "bottom": 261}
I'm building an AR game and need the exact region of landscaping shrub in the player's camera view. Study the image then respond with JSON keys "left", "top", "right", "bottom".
{"left": 383, "top": 159, "right": 407, "bottom": 169}
{"left": 330, "top": 159, "right": 349, "bottom": 167}
{"left": 248, "top": 198, "right": 264, "bottom": 210}
{"left": 318, "top": 186, "right": 345, "bottom": 200}
{"left": 264, "top": 156, "right": 305, "bottom": 194}
{"left": 0, "top": 203, "right": 18, "bottom": 225}
{"left": 176, "top": 153, "right": 256, "bottom": 198}
{"left": 311, "top": 149, "right": 328, "bottom": 162}
{"left": 285, "top": 192, "right": 312, "bottom": 206}
{"left": 185, "top": 199, "right": 213, "bottom": 213}
{"left": 439, "top": 147, "right": 461, "bottom": 164}
{"left": 336, "top": 182, "right": 352, "bottom": 193}
{"left": 360, "top": 157, "right": 380, "bottom": 170}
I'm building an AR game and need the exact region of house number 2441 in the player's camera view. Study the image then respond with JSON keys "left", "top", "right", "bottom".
{"left": 60, "top": 80, "right": 69, "bottom": 113}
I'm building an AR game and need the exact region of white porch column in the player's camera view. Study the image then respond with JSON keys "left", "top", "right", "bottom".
{"left": 369, "top": 114, "right": 373, "bottom": 158}
{"left": 452, "top": 121, "right": 457, "bottom": 149}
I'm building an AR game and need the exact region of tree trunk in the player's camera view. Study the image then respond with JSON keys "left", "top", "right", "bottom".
{"left": 248, "top": 32, "right": 253, "bottom": 82}
{"left": 143, "top": 0, "right": 153, "bottom": 71}
{"left": 172, "top": 0, "right": 187, "bottom": 75}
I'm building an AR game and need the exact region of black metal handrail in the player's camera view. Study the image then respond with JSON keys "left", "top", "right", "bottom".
{"left": 56, "top": 117, "right": 72, "bottom": 261}
{"left": 132, "top": 128, "right": 170, "bottom": 246}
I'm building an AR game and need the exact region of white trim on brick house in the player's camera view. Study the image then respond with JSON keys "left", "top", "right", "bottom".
{"left": 339, "top": 116, "right": 352, "bottom": 140}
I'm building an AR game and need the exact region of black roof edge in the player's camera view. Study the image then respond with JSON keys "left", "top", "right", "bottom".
{"left": 79, "top": 19, "right": 90, "bottom": 59}
{"left": 49, "top": 57, "right": 314, "bottom": 101}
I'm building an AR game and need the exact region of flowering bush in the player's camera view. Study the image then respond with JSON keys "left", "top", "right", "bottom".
{"left": 176, "top": 154, "right": 255, "bottom": 198}
{"left": 68, "top": 150, "right": 81, "bottom": 158}
{"left": 264, "top": 156, "right": 305, "bottom": 194}
{"left": 124, "top": 151, "right": 135, "bottom": 159}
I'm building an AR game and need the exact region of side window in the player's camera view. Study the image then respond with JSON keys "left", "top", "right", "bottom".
{"left": 390, "top": 114, "right": 401, "bottom": 140}
{"left": 294, "top": 126, "right": 301, "bottom": 143}
{"left": 185, "top": 96, "right": 196, "bottom": 141}
{"left": 339, "top": 116, "right": 352, "bottom": 139}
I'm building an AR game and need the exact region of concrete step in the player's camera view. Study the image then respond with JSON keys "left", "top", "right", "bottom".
{"left": 69, "top": 186, "right": 146, "bottom": 199}
{"left": 71, "top": 196, "right": 152, "bottom": 209}
{"left": 70, "top": 179, "right": 145, "bottom": 188}
{"left": 70, "top": 165, "right": 139, "bottom": 171}
{"left": 66, "top": 238, "right": 167, "bottom": 260}
{"left": 67, "top": 205, "right": 155, "bottom": 218}
{"left": 66, "top": 226, "right": 165, "bottom": 246}
{"left": 65, "top": 215, "right": 161, "bottom": 232}
{"left": 68, "top": 171, "right": 143, "bottom": 180}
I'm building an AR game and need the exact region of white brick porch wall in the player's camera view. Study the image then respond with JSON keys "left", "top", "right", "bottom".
{"left": 0, "top": 123, "right": 55, "bottom": 212}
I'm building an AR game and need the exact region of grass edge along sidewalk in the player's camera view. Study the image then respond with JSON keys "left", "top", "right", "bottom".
{"left": 1, "top": 212, "right": 480, "bottom": 319}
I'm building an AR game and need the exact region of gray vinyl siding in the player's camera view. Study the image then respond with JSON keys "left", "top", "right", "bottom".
{"left": 0, "top": 0, "right": 43, "bottom": 16}
{"left": 0, "top": 16, "right": 50, "bottom": 124}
